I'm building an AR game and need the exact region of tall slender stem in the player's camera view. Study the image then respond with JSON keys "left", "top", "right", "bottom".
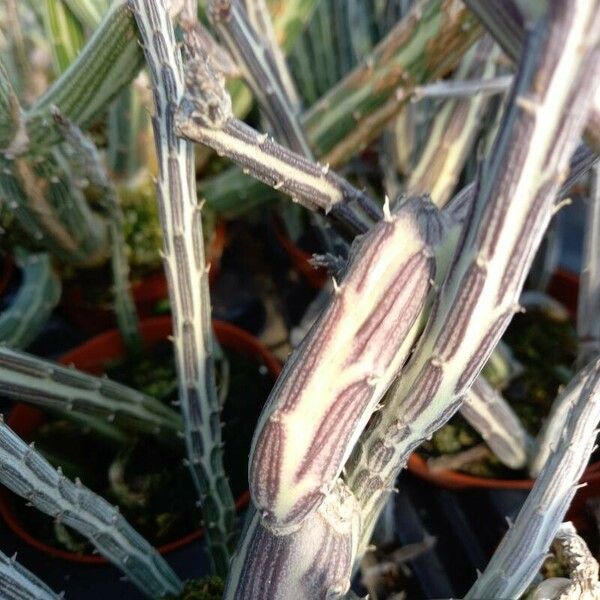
{"left": 128, "top": 0, "right": 235, "bottom": 575}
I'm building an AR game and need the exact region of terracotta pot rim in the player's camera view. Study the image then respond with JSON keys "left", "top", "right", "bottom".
{"left": 0, "top": 316, "right": 280, "bottom": 563}
{"left": 406, "top": 453, "right": 600, "bottom": 490}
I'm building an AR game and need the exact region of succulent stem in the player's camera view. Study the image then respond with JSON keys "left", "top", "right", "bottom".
{"left": 576, "top": 163, "right": 600, "bottom": 366}
{"left": 175, "top": 52, "right": 378, "bottom": 235}
{"left": 53, "top": 108, "right": 142, "bottom": 354}
{"left": 0, "top": 416, "right": 182, "bottom": 598}
{"left": 0, "top": 251, "right": 61, "bottom": 349}
{"left": 129, "top": 0, "right": 235, "bottom": 575}
{"left": 464, "top": 0, "right": 600, "bottom": 155}
{"left": 0, "top": 346, "right": 181, "bottom": 436}
{"left": 0, "top": 549, "right": 62, "bottom": 600}
{"left": 347, "top": 0, "right": 600, "bottom": 554}
{"left": 466, "top": 358, "right": 600, "bottom": 599}
{"left": 462, "top": 376, "right": 532, "bottom": 470}
{"left": 224, "top": 481, "right": 360, "bottom": 599}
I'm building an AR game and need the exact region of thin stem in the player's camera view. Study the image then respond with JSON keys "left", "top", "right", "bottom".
{"left": 129, "top": 0, "right": 235, "bottom": 575}
{"left": 466, "top": 359, "right": 600, "bottom": 599}
{"left": 406, "top": 37, "right": 502, "bottom": 207}
{"left": 175, "top": 53, "right": 378, "bottom": 234}
{"left": 208, "top": 0, "right": 309, "bottom": 156}
{"left": 0, "top": 346, "right": 181, "bottom": 436}
{"left": 464, "top": 0, "right": 600, "bottom": 154}
{"left": 0, "top": 251, "right": 61, "bottom": 349}
{"left": 348, "top": 0, "right": 600, "bottom": 554}
{"left": 53, "top": 108, "right": 142, "bottom": 354}
{"left": 301, "top": 0, "right": 481, "bottom": 166}
{"left": 462, "top": 376, "right": 532, "bottom": 470}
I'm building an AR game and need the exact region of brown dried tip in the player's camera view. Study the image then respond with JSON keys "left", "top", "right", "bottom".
{"left": 181, "top": 19, "right": 239, "bottom": 79}
{"left": 179, "top": 47, "right": 233, "bottom": 128}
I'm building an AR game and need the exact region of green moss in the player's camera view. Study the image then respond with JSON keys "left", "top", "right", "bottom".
{"left": 168, "top": 576, "right": 224, "bottom": 600}
{"left": 119, "top": 173, "right": 218, "bottom": 274}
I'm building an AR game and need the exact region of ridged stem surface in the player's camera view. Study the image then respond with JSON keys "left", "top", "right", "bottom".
{"left": 224, "top": 481, "right": 360, "bottom": 599}
{"left": 466, "top": 358, "right": 600, "bottom": 599}
{"left": 128, "top": 0, "right": 235, "bottom": 574}
{"left": 0, "top": 346, "right": 180, "bottom": 436}
{"left": 248, "top": 197, "right": 446, "bottom": 530}
{"left": 462, "top": 376, "right": 532, "bottom": 470}
{"left": 464, "top": 0, "right": 600, "bottom": 155}
{"left": 175, "top": 55, "right": 376, "bottom": 235}
{"left": 0, "top": 549, "right": 61, "bottom": 600}
{"left": 53, "top": 109, "right": 141, "bottom": 353}
{"left": 24, "top": 1, "right": 144, "bottom": 150}
{"left": 347, "top": 0, "right": 600, "bottom": 548}
{"left": 0, "top": 417, "right": 182, "bottom": 597}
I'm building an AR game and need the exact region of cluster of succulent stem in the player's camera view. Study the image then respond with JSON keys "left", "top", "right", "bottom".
{"left": 0, "top": 1, "right": 599, "bottom": 599}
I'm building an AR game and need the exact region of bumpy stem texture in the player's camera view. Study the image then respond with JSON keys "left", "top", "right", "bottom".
{"left": 242, "top": 0, "right": 301, "bottom": 108}
{"left": 347, "top": 0, "right": 600, "bottom": 546}
{"left": 0, "top": 346, "right": 181, "bottom": 436}
{"left": 0, "top": 549, "right": 61, "bottom": 600}
{"left": 23, "top": 1, "right": 144, "bottom": 150}
{"left": 200, "top": 0, "right": 481, "bottom": 214}
{"left": 224, "top": 481, "right": 360, "bottom": 600}
{"left": 464, "top": 0, "right": 600, "bottom": 155}
{"left": 466, "top": 358, "right": 600, "bottom": 599}
{"left": 175, "top": 53, "right": 376, "bottom": 235}
{"left": 128, "top": 0, "right": 235, "bottom": 575}
{"left": 0, "top": 148, "right": 109, "bottom": 265}
{"left": 0, "top": 252, "right": 61, "bottom": 349}
{"left": 209, "top": 0, "right": 308, "bottom": 155}
{"left": 249, "top": 197, "right": 446, "bottom": 531}
{"left": 301, "top": 0, "right": 481, "bottom": 166}
{"left": 0, "top": 416, "right": 182, "bottom": 597}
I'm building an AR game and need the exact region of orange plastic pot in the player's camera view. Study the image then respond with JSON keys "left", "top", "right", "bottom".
{"left": 407, "top": 270, "right": 600, "bottom": 490}
{"left": 0, "top": 316, "right": 281, "bottom": 563}
{"left": 62, "top": 221, "right": 228, "bottom": 334}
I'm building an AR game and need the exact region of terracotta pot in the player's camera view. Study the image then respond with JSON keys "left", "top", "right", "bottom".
{"left": 0, "top": 316, "right": 281, "bottom": 563}
{"left": 62, "top": 221, "right": 228, "bottom": 334}
{"left": 272, "top": 214, "right": 328, "bottom": 289}
{"left": 407, "top": 270, "right": 600, "bottom": 490}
